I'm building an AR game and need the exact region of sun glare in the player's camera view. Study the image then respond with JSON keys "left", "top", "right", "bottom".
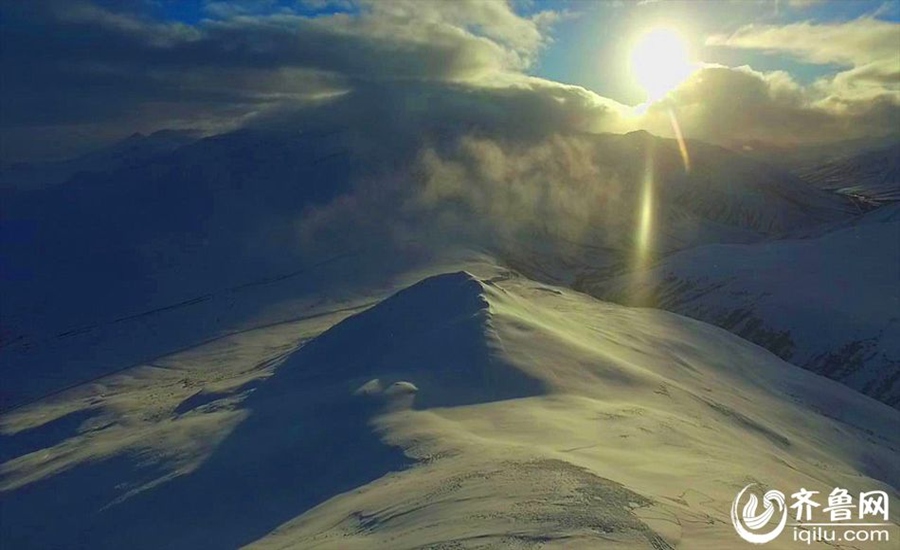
{"left": 630, "top": 27, "right": 693, "bottom": 102}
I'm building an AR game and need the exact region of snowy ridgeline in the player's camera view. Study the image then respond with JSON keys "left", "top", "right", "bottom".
{"left": 2, "top": 267, "right": 898, "bottom": 548}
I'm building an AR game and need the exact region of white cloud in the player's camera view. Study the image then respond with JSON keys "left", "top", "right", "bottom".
{"left": 706, "top": 17, "right": 899, "bottom": 67}
{"left": 701, "top": 17, "right": 899, "bottom": 140}
{"left": 787, "top": 0, "right": 823, "bottom": 8}
{"left": 635, "top": 64, "right": 899, "bottom": 146}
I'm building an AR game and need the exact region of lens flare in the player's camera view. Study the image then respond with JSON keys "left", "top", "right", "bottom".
{"left": 635, "top": 142, "right": 655, "bottom": 274}
{"left": 627, "top": 140, "right": 657, "bottom": 305}
{"left": 668, "top": 107, "right": 691, "bottom": 173}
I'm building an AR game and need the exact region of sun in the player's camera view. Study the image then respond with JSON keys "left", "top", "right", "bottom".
{"left": 630, "top": 27, "right": 694, "bottom": 102}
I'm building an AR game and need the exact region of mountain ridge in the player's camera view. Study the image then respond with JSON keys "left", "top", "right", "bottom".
{"left": 3, "top": 266, "right": 897, "bottom": 548}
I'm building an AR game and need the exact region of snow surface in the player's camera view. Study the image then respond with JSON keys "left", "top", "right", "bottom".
{"left": 797, "top": 143, "right": 900, "bottom": 203}
{"left": 0, "top": 130, "right": 202, "bottom": 190}
{"left": 2, "top": 264, "right": 897, "bottom": 548}
{"left": 581, "top": 208, "right": 900, "bottom": 407}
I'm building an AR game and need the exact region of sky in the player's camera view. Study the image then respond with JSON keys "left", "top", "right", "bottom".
{"left": 535, "top": 0, "right": 899, "bottom": 102}
{"left": 0, "top": 0, "right": 898, "bottom": 162}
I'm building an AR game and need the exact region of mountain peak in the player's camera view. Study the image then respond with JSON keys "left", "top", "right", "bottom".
{"left": 265, "top": 271, "right": 544, "bottom": 408}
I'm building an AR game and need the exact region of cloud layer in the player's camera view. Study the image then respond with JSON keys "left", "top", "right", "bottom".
{"left": 640, "top": 64, "right": 899, "bottom": 147}
{"left": 703, "top": 17, "right": 900, "bottom": 141}
{"left": 0, "top": 0, "right": 562, "bottom": 161}
{"left": 1, "top": 1, "right": 898, "bottom": 162}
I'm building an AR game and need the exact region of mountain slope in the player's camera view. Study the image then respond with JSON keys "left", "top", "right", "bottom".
{"left": 796, "top": 142, "right": 900, "bottom": 203}
{"left": 0, "top": 128, "right": 362, "bottom": 349}
{"left": 589, "top": 132, "right": 857, "bottom": 237}
{"left": 2, "top": 266, "right": 897, "bottom": 548}
{"left": 577, "top": 207, "right": 900, "bottom": 407}
{"left": 0, "top": 130, "right": 202, "bottom": 190}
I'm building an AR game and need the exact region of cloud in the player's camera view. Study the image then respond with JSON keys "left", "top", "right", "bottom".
{"left": 707, "top": 17, "right": 899, "bottom": 67}
{"left": 690, "top": 17, "right": 900, "bottom": 145}
{"left": 786, "top": 0, "right": 823, "bottom": 8}
{"left": 1, "top": 1, "right": 897, "bottom": 163}
{"left": 706, "top": 17, "right": 900, "bottom": 106}
{"left": 293, "top": 129, "right": 639, "bottom": 263}
{"left": 0, "top": 0, "right": 560, "bottom": 162}
{"left": 636, "top": 64, "right": 899, "bottom": 146}
{"left": 224, "top": 74, "right": 636, "bottom": 260}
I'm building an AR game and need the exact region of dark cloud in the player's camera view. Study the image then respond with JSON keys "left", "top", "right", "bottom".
{"left": 244, "top": 79, "right": 625, "bottom": 145}
{"left": 0, "top": 0, "right": 558, "bottom": 161}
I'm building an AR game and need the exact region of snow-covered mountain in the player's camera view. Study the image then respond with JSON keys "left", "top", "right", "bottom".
{"left": 592, "top": 132, "right": 856, "bottom": 238}
{"left": 2, "top": 127, "right": 897, "bottom": 548}
{"left": 0, "top": 130, "right": 202, "bottom": 190}
{"left": 0, "top": 129, "right": 863, "bottom": 407}
{"left": 0, "top": 129, "right": 360, "bottom": 346}
{"left": 2, "top": 265, "right": 897, "bottom": 548}
{"left": 796, "top": 143, "right": 900, "bottom": 203}
{"left": 578, "top": 203, "right": 900, "bottom": 407}
{"left": 730, "top": 136, "right": 899, "bottom": 173}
